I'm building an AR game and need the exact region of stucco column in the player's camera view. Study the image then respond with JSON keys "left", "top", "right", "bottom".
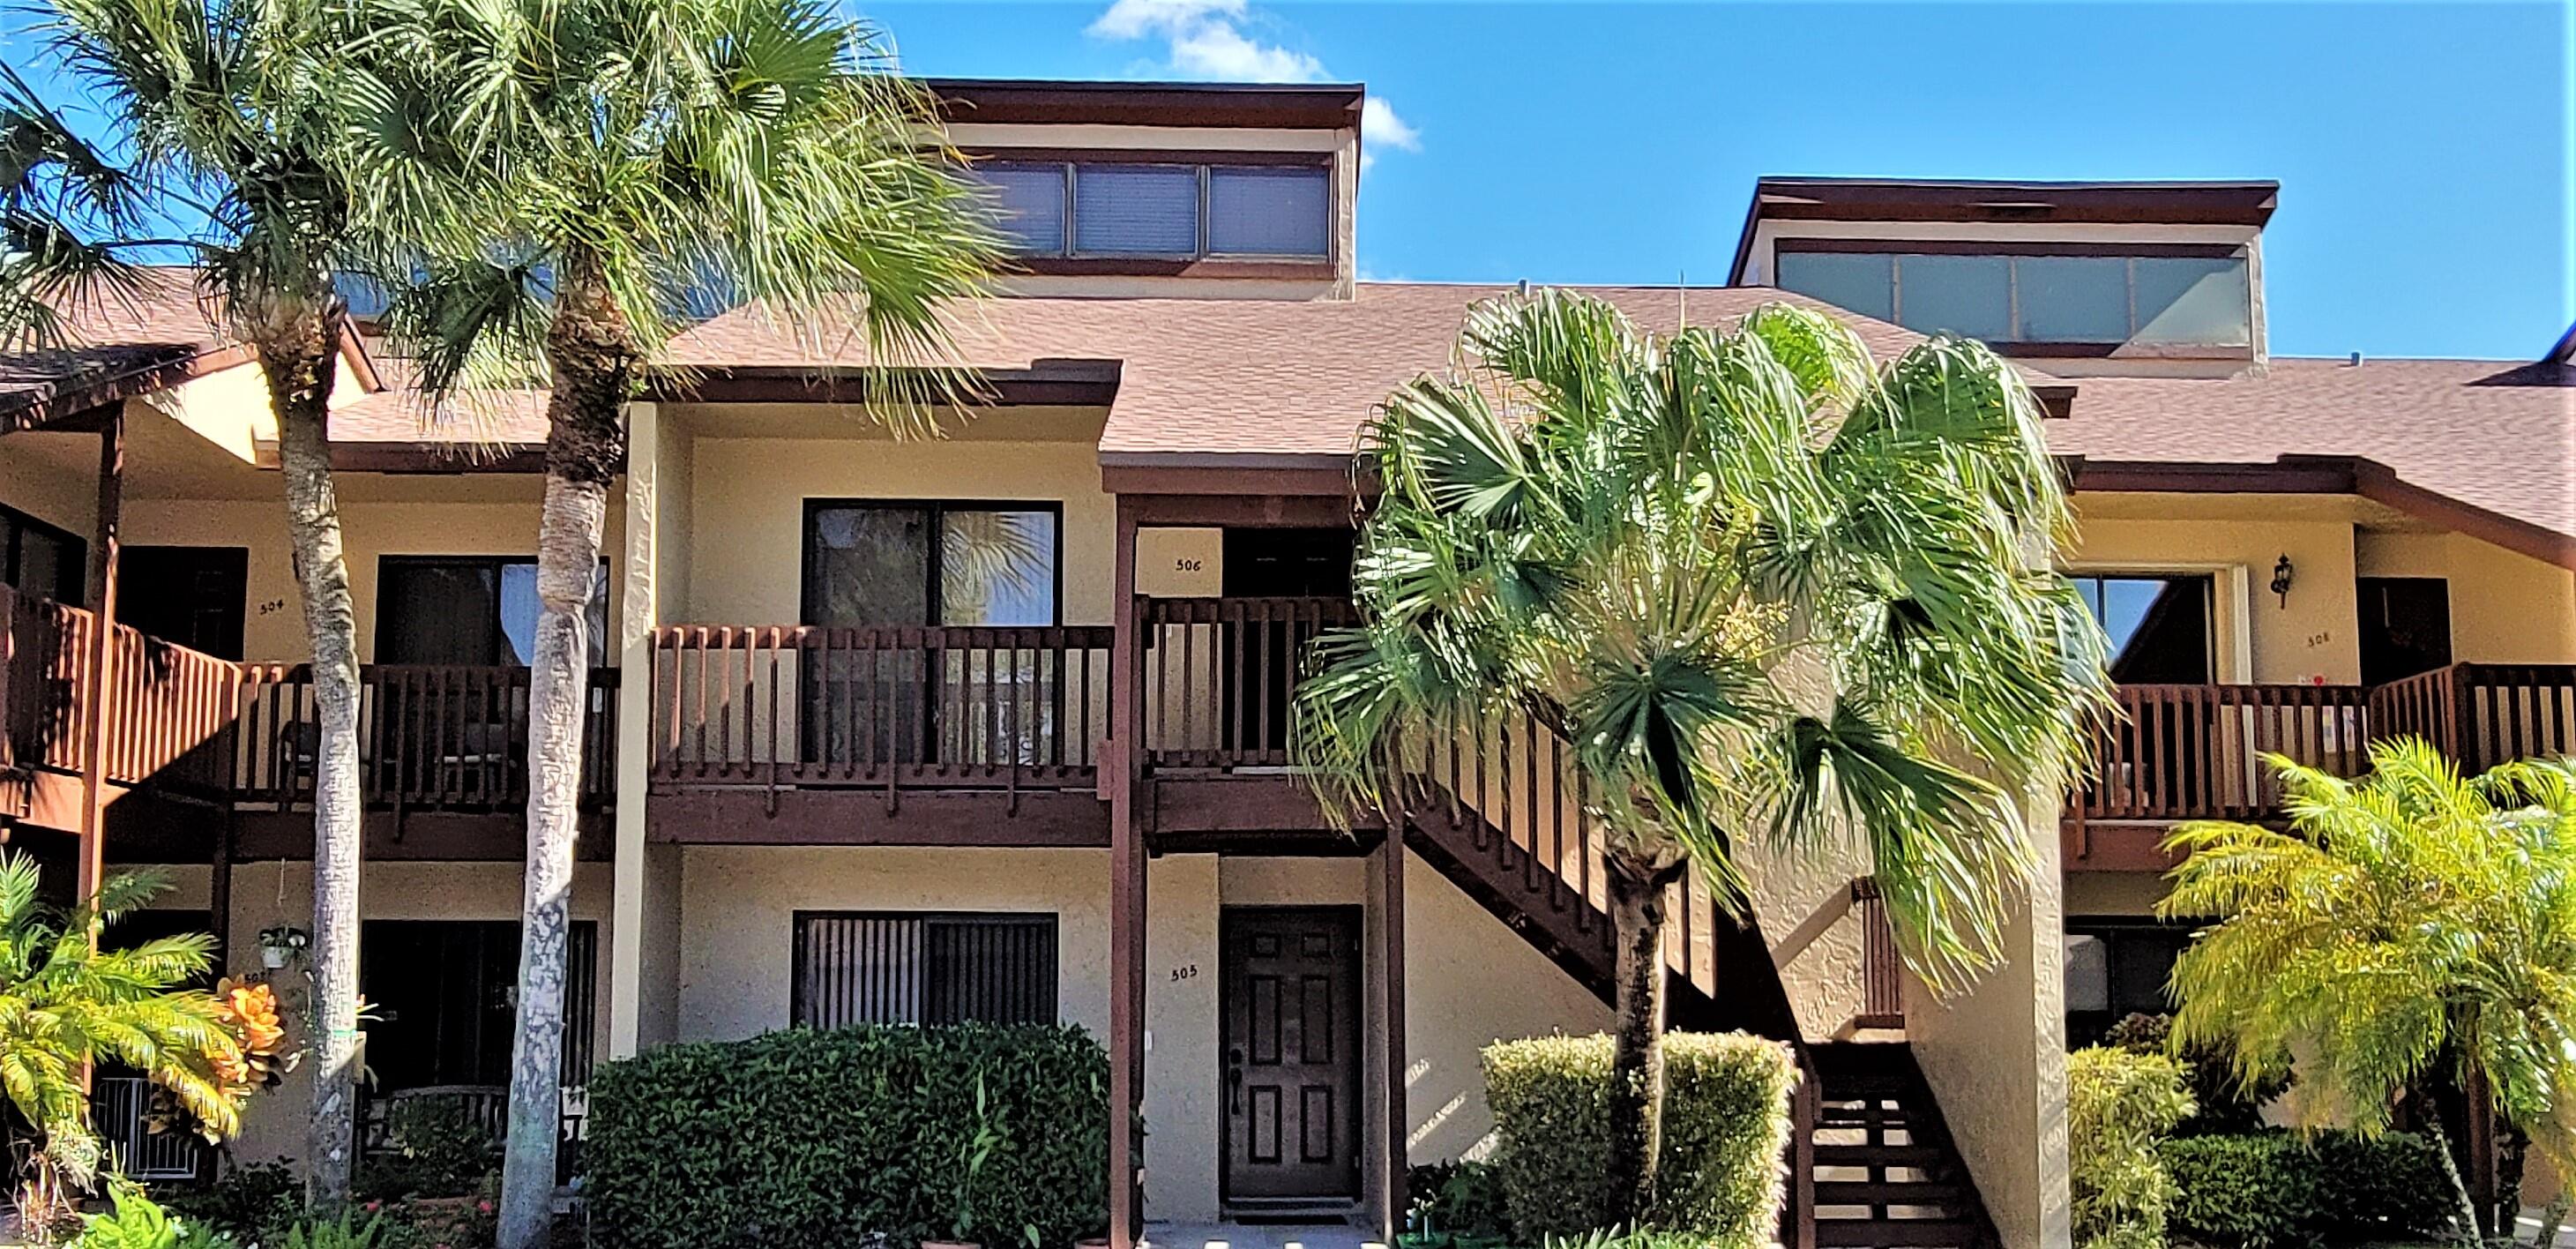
{"left": 1901, "top": 787, "right": 2072, "bottom": 1249}
{"left": 609, "top": 401, "right": 682, "bottom": 1056}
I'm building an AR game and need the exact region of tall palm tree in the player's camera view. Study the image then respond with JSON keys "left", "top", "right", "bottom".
{"left": 1294, "top": 292, "right": 2109, "bottom": 1220}
{"left": 0, "top": 852, "right": 243, "bottom": 1211}
{"left": 2, "top": 0, "right": 467, "bottom": 1207}
{"left": 364, "top": 4, "right": 997, "bottom": 1241}
{"left": 2160, "top": 742, "right": 2576, "bottom": 1244}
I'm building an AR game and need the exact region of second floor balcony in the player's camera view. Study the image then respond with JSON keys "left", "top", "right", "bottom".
{"left": 1, "top": 581, "right": 617, "bottom": 860}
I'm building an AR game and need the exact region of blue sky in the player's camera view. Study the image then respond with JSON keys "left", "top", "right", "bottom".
{"left": 876, "top": 0, "right": 2571, "bottom": 361}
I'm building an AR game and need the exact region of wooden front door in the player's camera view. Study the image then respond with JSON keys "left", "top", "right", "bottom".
{"left": 1221, "top": 906, "right": 1362, "bottom": 1206}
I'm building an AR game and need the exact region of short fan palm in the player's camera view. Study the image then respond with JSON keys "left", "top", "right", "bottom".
{"left": 0, "top": 851, "right": 242, "bottom": 1202}
{"left": 1294, "top": 291, "right": 2109, "bottom": 1218}
{"left": 2161, "top": 741, "right": 2576, "bottom": 1243}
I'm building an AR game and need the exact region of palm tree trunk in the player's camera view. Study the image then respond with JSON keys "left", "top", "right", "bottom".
{"left": 1603, "top": 854, "right": 1673, "bottom": 1229}
{"left": 497, "top": 260, "right": 633, "bottom": 1249}
{"left": 254, "top": 305, "right": 362, "bottom": 1210}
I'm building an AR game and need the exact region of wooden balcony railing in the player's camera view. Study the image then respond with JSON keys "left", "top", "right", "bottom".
{"left": 1141, "top": 595, "right": 1356, "bottom": 769}
{"left": 3, "top": 582, "right": 621, "bottom": 823}
{"left": 232, "top": 665, "right": 620, "bottom": 811}
{"left": 2, "top": 583, "right": 241, "bottom": 797}
{"left": 648, "top": 624, "right": 1113, "bottom": 794}
{"left": 2078, "top": 663, "right": 2576, "bottom": 826}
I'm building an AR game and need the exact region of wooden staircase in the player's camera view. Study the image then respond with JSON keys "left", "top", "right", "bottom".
{"left": 1405, "top": 709, "right": 1996, "bottom": 1249}
{"left": 1809, "top": 1043, "right": 1998, "bottom": 1249}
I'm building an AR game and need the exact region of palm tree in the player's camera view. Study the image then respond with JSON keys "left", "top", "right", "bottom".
{"left": 0, "top": 851, "right": 243, "bottom": 1214}
{"left": 1293, "top": 291, "right": 2109, "bottom": 1220}
{"left": 0, "top": 0, "right": 467, "bottom": 1207}
{"left": 2159, "top": 741, "right": 2576, "bottom": 1244}
{"left": 363, "top": 4, "right": 997, "bottom": 1241}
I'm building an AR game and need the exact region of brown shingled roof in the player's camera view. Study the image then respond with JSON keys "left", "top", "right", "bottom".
{"left": 0, "top": 266, "right": 235, "bottom": 429}
{"left": 665, "top": 282, "right": 1940, "bottom": 460}
{"left": 666, "top": 282, "right": 2576, "bottom": 559}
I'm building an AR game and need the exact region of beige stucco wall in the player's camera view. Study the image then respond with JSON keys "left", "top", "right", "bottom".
{"left": 2355, "top": 530, "right": 2576, "bottom": 663}
{"left": 108, "top": 494, "right": 626, "bottom": 663}
{"left": 2063, "top": 871, "right": 2172, "bottom": 919}
{"left": 673, "top": 416, "right": 1115, "bottom": 627}
{"left": 1905, "top": 791, "right": 2072, "bottom": 1249}
{"left": 2067, "top": 514, "right": 2357, "bottom": 684}
{"left": 128, "top": 859, "right": 616, "bottom": 1167}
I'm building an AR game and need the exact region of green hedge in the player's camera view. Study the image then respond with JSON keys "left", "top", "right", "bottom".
{"left": 1481, "top": 1032, "right": 1796, "bottom": 1247}
{"left": 586, "top": 1023, "right": 1107, "bottom": 1249}
{"left": 2160, "top": 1130, "right": 2455, "bottom": 1248}
{"left": 2068, "top": 1047, "right": 2195, "bottom": 1249}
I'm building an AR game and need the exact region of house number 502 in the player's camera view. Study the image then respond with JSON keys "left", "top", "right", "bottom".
{"left": 1169, "top": 965, "right": 1198, "bottom": 983}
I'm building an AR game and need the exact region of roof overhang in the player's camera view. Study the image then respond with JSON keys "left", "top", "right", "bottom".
{"left": 646, "top": 358, "right": 1124, "bottom": 408}
{"left": 2064, "top": 453, "right": 2576, "bottom": 572}
{"left": 922, "top": 78, "right": 1366, "bottom": 131}
{"left": 1729, "top": 176, "right": 2281, "bottom": 283}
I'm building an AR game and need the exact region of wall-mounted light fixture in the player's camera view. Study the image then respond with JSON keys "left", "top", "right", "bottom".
{"left": 2271, "top": 554, "right": 2295, "bottom": 607}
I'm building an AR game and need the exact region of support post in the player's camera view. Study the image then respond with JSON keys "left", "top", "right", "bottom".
{"left": 1109, "top": 500, "right": 1148, "bottom": 1249}
{"left": 75, "top": 410, "right": 124, "bottom": 924}
{"left": 1374, "top": 826, "right": 1408, "bottom": 1239}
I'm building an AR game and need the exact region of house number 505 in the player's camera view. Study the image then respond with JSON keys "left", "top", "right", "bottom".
{"left": 1169, "top": 965, "right": 1198, "bottom": 982}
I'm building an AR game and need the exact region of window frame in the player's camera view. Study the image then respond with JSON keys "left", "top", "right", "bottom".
{"left": 373, "top": 553, "right": 610, "bottom": 667}
{"left": 789, "top": 909, "right": 1061, "bottom": 1028}
{"left": 2067, "top": 571, "right": 2221, "bottom": 685}
{"left": 1772, "top": 239, "right": 2254, "bottom": 357}
{"left": 2063, "top": 916, "right": 2195, "bottom": 1045}
{"left": 799, "top": 498, "right": 1066, "bottom": 629}
{"left": 967, "top": 148, "right": 1337, "bottom": 270}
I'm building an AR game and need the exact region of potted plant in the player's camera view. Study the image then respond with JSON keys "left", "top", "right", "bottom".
{"left": 256, "top": 924, "right": 309, "bottom": 969}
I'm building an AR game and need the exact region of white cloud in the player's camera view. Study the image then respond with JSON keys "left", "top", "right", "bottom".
{"left": 1086, "top": 0, "right": 1421, "bottom": 161}
{"left": 1362, "top": 97, "right": 1420, "bottom": 153}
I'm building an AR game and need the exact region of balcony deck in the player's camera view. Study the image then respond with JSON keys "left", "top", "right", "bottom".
{"left": 0, "top": 582, "right": 618, "bottom": 862}
{"left": 2066, "top": 663, "right": 2576, "bottom": 870}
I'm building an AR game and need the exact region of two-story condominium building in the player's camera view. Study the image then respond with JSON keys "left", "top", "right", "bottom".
{"left": 2, "top": 79, "right": 2570, "bottom": 1249}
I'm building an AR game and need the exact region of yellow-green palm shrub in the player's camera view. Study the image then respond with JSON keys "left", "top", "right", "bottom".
{"left": 2068, "top": 1047, "right": 2194, "bottom": 1249}
{"left": 0, "top": 853, "right": 243, "bottom": 1206}
{"left": 2160, "top": 742, "right": 2576, "bottom": 1243}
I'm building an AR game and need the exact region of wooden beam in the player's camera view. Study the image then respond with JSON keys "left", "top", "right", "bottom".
{"left": 1108, "top": 497, "right": 1146, "bottom": 1249}
{"left": 74, "top": 411, "right": 123, "bottom": 924}
{"left": 1149, "top": 775, "right": 1380, "bottom": 834}
{"left": 1373, "top": 826, "right": 1408, "bottom": 1238}
{"left": 646, "top": 789, "right": 1108, "bottom": 846}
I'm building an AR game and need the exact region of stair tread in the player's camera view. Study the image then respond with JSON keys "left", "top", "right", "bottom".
{"left": 1815, "top": 1143, "right": 1947, "bottom": 1166}
{"left": 1816, "top": 1180, "right": 1968, "bottom": 1204}
{"left": 1813, "top": 1218, "right": 1983, "bottom": 1247}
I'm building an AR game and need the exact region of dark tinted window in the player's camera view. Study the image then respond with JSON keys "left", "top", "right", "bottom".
{"left": 2072, "top": 574, "right": 2214, "bottom": 684}
{"left": 1, "top": 503, "right": 84, "bottom": 602}
{"left": 794, "top": 912, "right": 1058, "bottom": 1028}
{"left": 804, "top": 503, "right": 1057, "bottom": 628}
{"left": 377, "top": 557, "right": 606, "bottom": 665}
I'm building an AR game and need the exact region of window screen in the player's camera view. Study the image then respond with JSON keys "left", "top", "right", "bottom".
{"left": 1774, "top": 252, "right": 1893, "bottom": 322}
{"left": 977, "top": 162, "right": 1069, "bottom": 255}
{"left": 804, "top": 503, "right": 1057, "bottom": 628}
{"left": 1896, "top": 253, "right": 2011, "bottom": 340}
{"left": 1773, "top": 247, "right": 2252, "bottom": 349}
{"left": 1207, "top": 166, "right": 1330, "bottom": 257}
{"left": 1074, "top": 165, "right": 1200, "bottom": 256}
{"left": 794, "top": 912, "right": 1058, "bottom": 1028}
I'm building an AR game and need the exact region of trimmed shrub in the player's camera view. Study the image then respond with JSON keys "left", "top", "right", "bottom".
{"left": 2098, "top": 1013, "right": 2287, "bottom": 1135}
{"left": 2161, "top": 1130, "right": 2456, "bottom": 1248}
{"left": 1481, "top": 1032, "right": 1796, "bottom": 1247}
{"left": 2068, "top": 1047, "right": 2195, "bottom": 1249}
{"left": 586, "top": 1023, "right": 1107, "bottom": 1249}
{"left": 1405, "top": 1159, "right": 1511, "bottom": 1245}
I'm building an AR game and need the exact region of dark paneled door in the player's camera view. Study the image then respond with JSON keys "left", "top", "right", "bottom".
{"left": 1221, "top": 906, "right": 1361, "bottom": 1205}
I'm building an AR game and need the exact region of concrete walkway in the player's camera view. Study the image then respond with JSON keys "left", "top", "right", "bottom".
{"left": 1140, "top": 1223, "right": 1387, "bottom": 1249}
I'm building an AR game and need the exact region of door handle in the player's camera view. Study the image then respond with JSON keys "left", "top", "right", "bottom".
{"left": 1227, "top": 1047, "right": 1244, "bottom": 1114}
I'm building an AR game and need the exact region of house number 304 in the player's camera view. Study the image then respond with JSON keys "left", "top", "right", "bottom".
{"left": 1169, "top": 965, "right": 1198, "bottom": 983}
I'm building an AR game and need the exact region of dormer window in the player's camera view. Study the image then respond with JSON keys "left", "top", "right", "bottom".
{"left": 974, "top": 157, "right": 1333, "bottom": 263}
{"left": 1774, "top": 243, "right": 2253, "bottom": 355}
